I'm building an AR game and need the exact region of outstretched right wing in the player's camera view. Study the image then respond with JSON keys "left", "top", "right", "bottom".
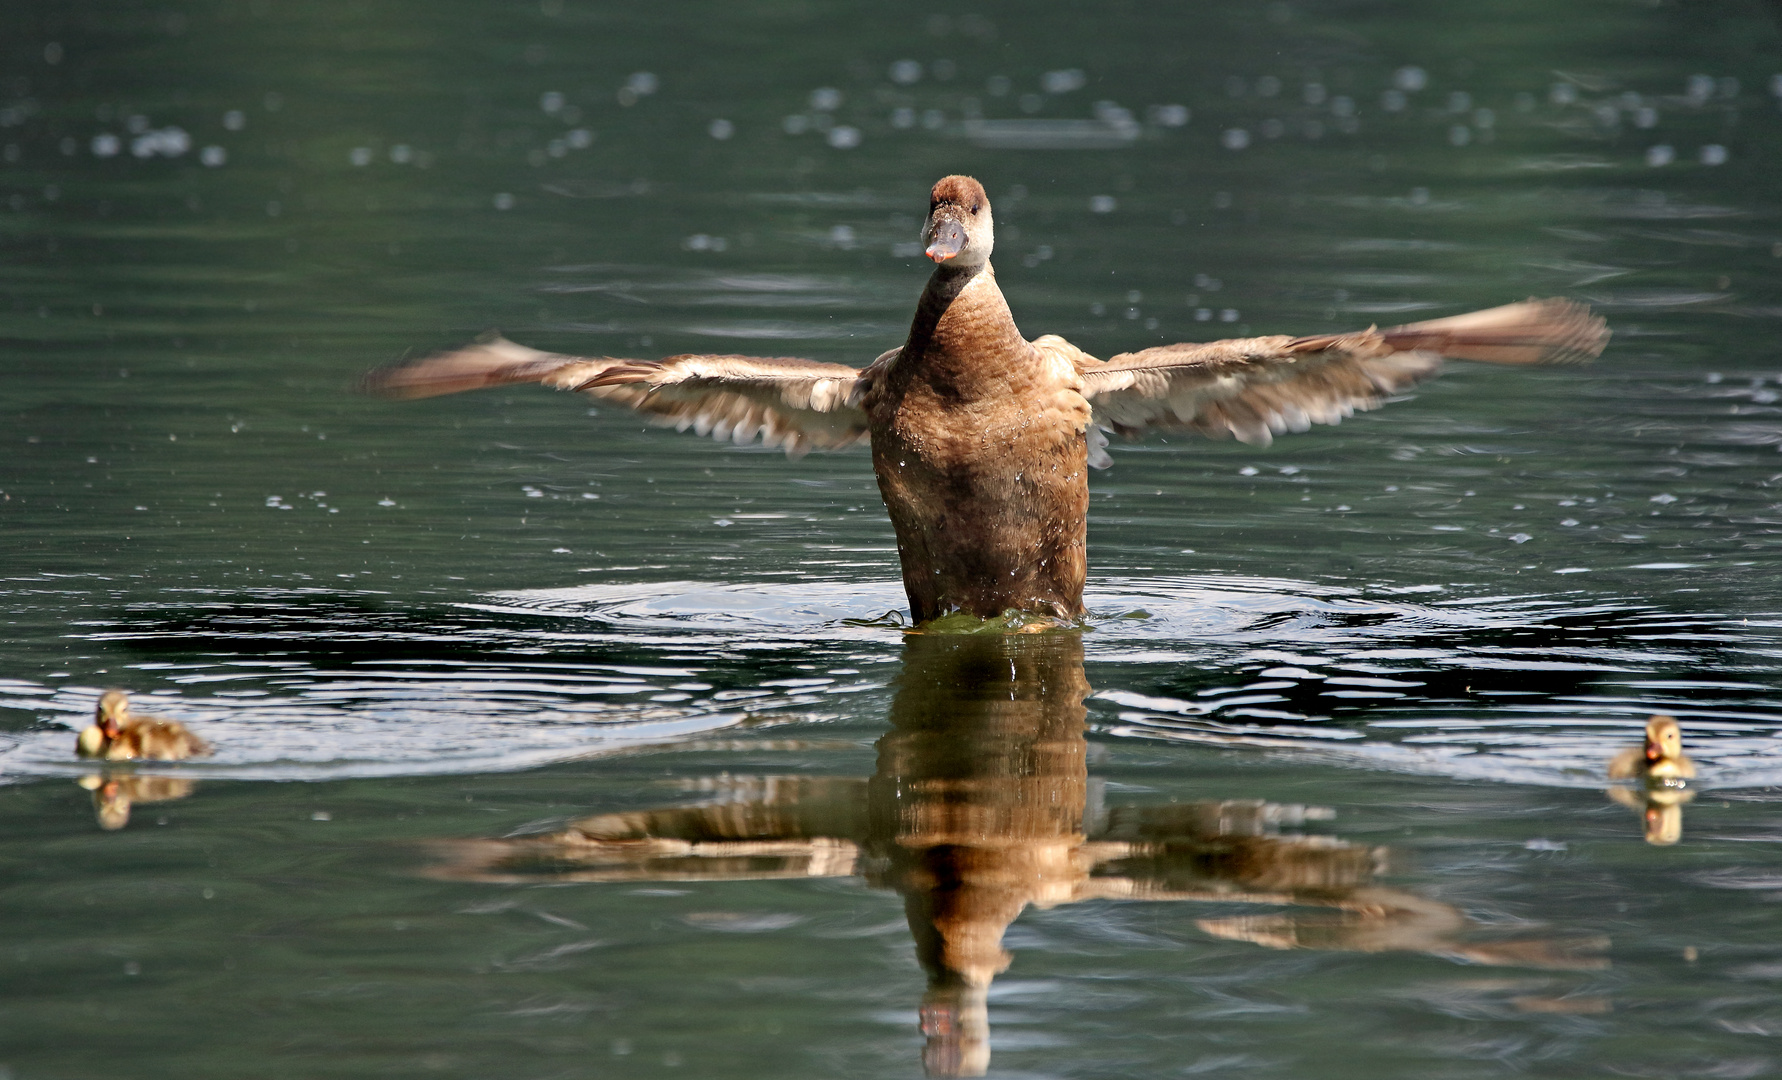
{"left": 365, "top": 337, "right": 879, "bottom": 456}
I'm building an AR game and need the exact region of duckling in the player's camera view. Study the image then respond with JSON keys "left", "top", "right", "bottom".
{"left": 1608, "top": 714, "right": 1695, "bottom": 784}
{"left": 76, "top": 690, "right": 211, "bottom": 761}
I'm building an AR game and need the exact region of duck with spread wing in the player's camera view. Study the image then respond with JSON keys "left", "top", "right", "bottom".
{"left": 369, "top": 175, "right": 1607, "bottom": 623}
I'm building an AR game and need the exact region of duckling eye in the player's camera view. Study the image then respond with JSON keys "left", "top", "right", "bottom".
{"left": 970, "top": 204, "right": 981, "bottom": 214}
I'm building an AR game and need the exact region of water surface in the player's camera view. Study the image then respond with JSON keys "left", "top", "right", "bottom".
{"left": 5, "top": 1, "right": 1782, "bottom": 1076}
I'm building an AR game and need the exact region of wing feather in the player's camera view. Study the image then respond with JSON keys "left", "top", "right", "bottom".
{"left": 365, "top": 337, "right": 876, "bottom": 456}
{"left": 1079, "top": 298, "right": 1606, "bottom": 449}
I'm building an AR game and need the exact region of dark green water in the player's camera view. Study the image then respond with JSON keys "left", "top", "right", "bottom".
{"left": 6, "top": 1, "right": 1782, "bottom": 1076}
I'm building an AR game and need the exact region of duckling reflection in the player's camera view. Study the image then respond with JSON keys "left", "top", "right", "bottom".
{"left": 430, "top": 634, "right": 1606, "bottom": 1077}
{"left": 77, "top": 690, "right": 211, "bottom": 761}
{"left": 76, "top": 772, "right": 197, "bottom": 830}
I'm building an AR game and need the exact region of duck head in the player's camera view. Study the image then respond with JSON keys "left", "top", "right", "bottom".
{"left": 923, "top": 175, "right": 994, "bottom": 268}
{"left": 1644, "top": 714, "right": 1683, "bottom": 763}
{"left": 96, "top": 690, "right": 131, "bottom": 739}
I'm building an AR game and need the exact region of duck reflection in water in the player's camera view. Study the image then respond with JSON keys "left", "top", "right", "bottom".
{"left": 76, "top": 772, "right": 197, "bottom": 831}
{"left": 1607, "top": 715, "right": 1697, "bottom": 845}
{"left": 430, "top": 634, "right": 1606, "bottom": 1077}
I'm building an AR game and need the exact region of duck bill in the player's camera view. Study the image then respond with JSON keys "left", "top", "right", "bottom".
{"left": 924, "top": 218, "right": 967, "bottom": 262}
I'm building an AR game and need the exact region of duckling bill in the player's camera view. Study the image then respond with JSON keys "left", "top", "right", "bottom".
{"left": 368, "top": 174, "right": 1609, "bottom": 623}
{"left": 76, "top": 690, "right": 211, "bottom": 761}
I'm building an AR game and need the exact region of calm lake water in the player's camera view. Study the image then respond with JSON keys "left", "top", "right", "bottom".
{"left": 5, "top": 1, "right": 1782, "bottom": 1076}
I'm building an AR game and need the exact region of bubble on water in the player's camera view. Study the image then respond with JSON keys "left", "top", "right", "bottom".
{"left": 223, "top": 109, "right": 245, "bottom": 131}
{"left": 1381, "top": 89, "right": 1407, "bottom": 112}
{"left": 782, "top": 115, "right": 808, "bottom": 135}
{"left": 1700, "top": 144, "right": 1728, "bottom": 166}
{"left": 1685, "top": 74, "right": 1714, "bottom": 105}
{"left": 1042, "top": 68, "right": 1086, "bottom": 94}
{"left": 809, "top": 87, "right": 842, "bottom": 111}
{"left": 1220, "top": 308, "right": 1239, "bottom": 322}
{"left": 890, "top": 107, "right": 915, "bottom": 129}
{"left": 44, "top": 41, "right": 63, "bottom": 64}
{"left": 707, "top": 118, "right": 734, "bottom": 140}
{"left": 132, "top": 127, "right": 191, "bottom": 158}
{"left": 493, "top": 192, "right": 515, "bottom": 210}
{"left": 826, "top": 125, "right": 860, "bottom": 149}
{"left": 1239, "top": 466, "right": 1259, "bottom": 476}
{"left": 1331, "top": 95, "right": 1355, "bottom": 118}
{"left": 1473, "top": 107, "right": 1495, "bottom": 129}
{"left": 1650, "top": 493, "right": 1678, "bottom": 504}
{"left": 1508, "top": 533, "right": 1532, "bottom": 544}
{"left": 1771, "top": 73, "right": 1782, "bottom": 98}
{"left": 91, "top": 133, "right": 120, "bottom": 158}
{"left": 1093, "top": 101, "right": 1134, "bottom": 126}
{"left": 1394, "top": 66, "right": 1427, "bottom": 92}
{"left": 540, "top": 91, "right": 564, "bottom": 114}
{"left": 1448, "top": 124, "right": 1471, "bottom": 146}
{"left": 1255, "top": 75, "right": 1282, "bottom": 98}
{"left": 388, "top": 144, "right": 412, "bottom": 164}
{"left": 1089, "top": 194, "right": 1117, "bottom": 213}
{"left": 889, "top": 59, "right": 922, "bottom": 85}
{"left": 827, "top": 224, "right": 856, "bottom": 248}
{"left": 1195, "top": 308, "right": 1212, "bottom": 321}
{"left": 1149, "top": 103, "right": 1189, "bottom": 126}
{"left": 567, "top": 128, "right": 593, "bottom": 149}
{"left": 1221, "top": 127, "right": 1250, "bottom": 150}
{"left": 626, "top": 72, "right": 658, "bottom": 96}
{"left": 1645, "top": 144, "right": 1674, "bottom": 167}
{"left": 349, "top": 146, "right": 371, "bottom": 166}
{"left": 1551, "top": 82, "right": 1577, "bottom": 106}
{"left": 1303, "top": 82, "right": 1326, "bottom": 106}
{"left": 1634, "top": 106, "right": 1658, "bottom": 129}
{"left": 200, "top": 145, "right": 226, "bottom": 167}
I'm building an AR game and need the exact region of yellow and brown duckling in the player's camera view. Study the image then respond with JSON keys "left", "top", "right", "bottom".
{"left": 1608, "top": 714, "right": 1695, "bottom": 785}
{"left": 76, "top": 690, "right": 211, "bottom": 761}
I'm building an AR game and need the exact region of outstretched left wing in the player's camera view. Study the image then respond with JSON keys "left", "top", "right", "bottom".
{"left": 1078, "top": 298, "right": 1606, "bottom": 450}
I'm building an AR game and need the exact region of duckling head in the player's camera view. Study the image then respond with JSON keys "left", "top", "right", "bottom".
{"left": 96, "top": 690, "right": 130, "bottom": 739}
{"left": 1645, "top": 714, "right": 1684, "bottom": 764}
{"left": 923, "top": 175, "right": 995, "bottom": 268}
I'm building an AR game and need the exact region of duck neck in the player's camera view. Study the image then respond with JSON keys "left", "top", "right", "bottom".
{"left": 900, "top": 260, "right": 1026, "bottom": 394}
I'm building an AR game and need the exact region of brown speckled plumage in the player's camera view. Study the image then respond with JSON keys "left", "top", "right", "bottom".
{"left": 76, "top": 690, "right": 211, "bottom": 761}
{"left": 367, "top": 174, "right": 1608, "bottom": 623}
